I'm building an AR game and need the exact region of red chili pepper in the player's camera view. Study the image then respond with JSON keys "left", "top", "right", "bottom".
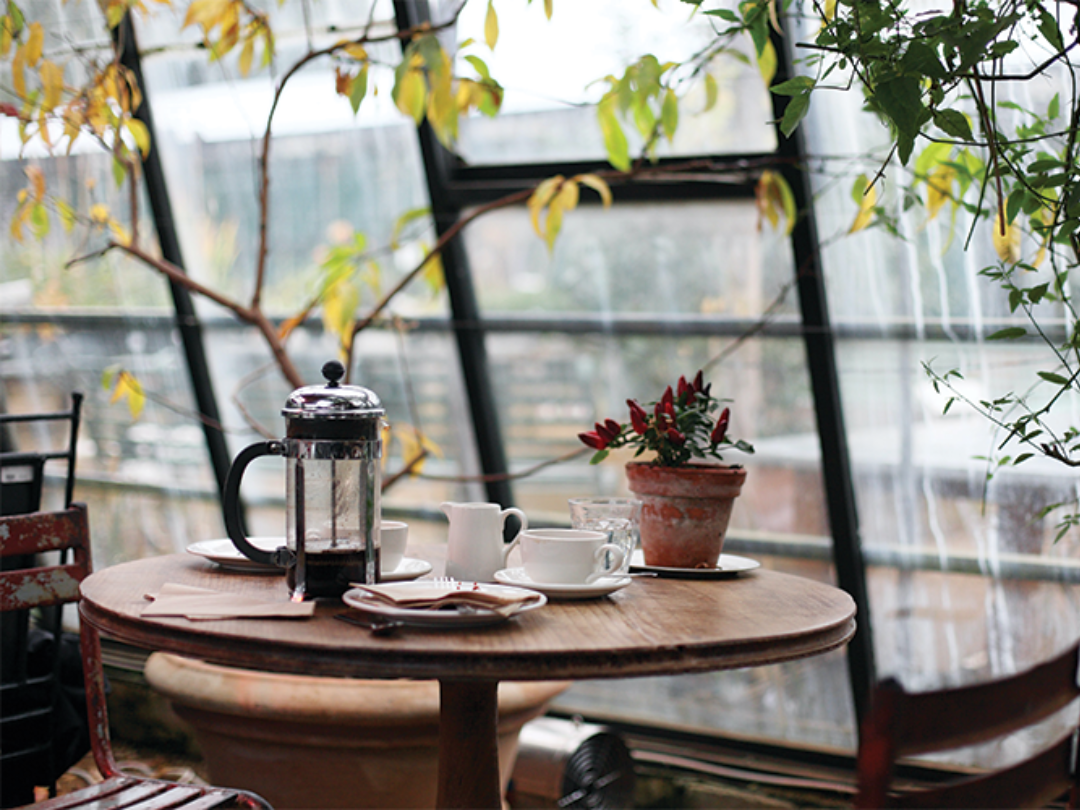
{"left": 594, "top": 420, "right": 619, "bottom": 443}
{"left": 677, "top": 375, "right": 695, "bottom": 405}
{"left": 0, "top": 103, "right": 20, "bottom": 119}
{"left": 710, "top": 407, "right": 730, "bottom": 444}
{"left": 660, "top": 385, "right": 674, "bottom": 411}
{"left": 666, "top": 427, "right": 686, "bottom": 445}
{"left": 627, "top": 399, "right": 649, "bottom": 435}
{"left": 578, "top": 431, "right": 608, "bottom": 450}
{"left": 693, "top": 370, "right": 705, "bottom": 392}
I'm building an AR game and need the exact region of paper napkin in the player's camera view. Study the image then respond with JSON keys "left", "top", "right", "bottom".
{"left": 348, "top": 582, "right": 541, "bottom": 616}
{"left": 143, "top": 583, "right": 315, "bottom": 620}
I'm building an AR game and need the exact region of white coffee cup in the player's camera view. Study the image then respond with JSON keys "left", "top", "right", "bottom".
{"left": 380, "top": 521, "right": 409, "bottom": 574}
{"left": 511, "top": 528, "right": 626, "bottom": 585}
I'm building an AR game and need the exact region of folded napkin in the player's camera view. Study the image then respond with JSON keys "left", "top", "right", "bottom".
{"left": 143, "top": 583, "right": 315, "bottom": 621}
{"left": 349, "top": 582, "right": 541, "bottom": 617}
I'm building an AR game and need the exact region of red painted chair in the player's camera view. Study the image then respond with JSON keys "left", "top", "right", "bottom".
{"left": 0, "top": 503, "right": 273, "bottom": 809}
{"left": 854, "top": 640, "right": 1080, "bottom": 808}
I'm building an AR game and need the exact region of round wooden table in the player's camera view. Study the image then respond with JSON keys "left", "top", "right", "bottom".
{"left": 79, "top": 548, "right": 856, "bottom": 809}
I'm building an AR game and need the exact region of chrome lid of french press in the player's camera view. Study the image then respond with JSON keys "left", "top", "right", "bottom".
{"left": 281, "top": 361, "right": 384, "bottom": 440}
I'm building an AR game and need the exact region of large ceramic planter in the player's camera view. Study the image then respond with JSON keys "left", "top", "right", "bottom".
{"left": 625, "top": 462, "right": 746, "bottom": 569}
{"left": 144, "top": 653, "right": 568, "bottom": 810}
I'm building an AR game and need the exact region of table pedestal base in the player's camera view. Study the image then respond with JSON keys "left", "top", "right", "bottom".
{"left": 437, "top": 680, "right": 501, "bottom": 809}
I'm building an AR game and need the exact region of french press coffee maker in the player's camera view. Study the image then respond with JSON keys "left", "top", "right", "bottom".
{"left": 223, "top": 360, "right": 384, "bottom": 599}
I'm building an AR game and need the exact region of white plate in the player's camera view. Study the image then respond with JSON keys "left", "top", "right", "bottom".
{"left": 493, "top": 568, "right": 632, "bottom": 600}
{"left": 341, "top": 581, "right": 546, "bottom": 628}
{"left": 187, "top": 538, "right": 284, "bottom": 574}
{"left": 629, "top": 550, "right": 761, "bottom": 578}
{"left": 380, "top": 558, "right": 433, "bottom": 582}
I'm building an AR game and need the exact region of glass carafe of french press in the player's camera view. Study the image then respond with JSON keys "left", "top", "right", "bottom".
{"left": 223, "top": 360, "right": 384, "bottom": 599}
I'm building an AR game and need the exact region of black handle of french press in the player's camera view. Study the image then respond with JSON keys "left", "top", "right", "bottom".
{"left": 224, "top": 440, "right": 288, "bottom": 567}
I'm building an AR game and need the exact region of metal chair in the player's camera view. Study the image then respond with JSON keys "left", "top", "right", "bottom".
{"left": 0, "top": 503, "right": 273, "bottom": 809}
{"left": 1, "top": 394, "right": 84, "bottom": 805}
{"left": 853, "top": 639, "right": 1080, "bottom": 808}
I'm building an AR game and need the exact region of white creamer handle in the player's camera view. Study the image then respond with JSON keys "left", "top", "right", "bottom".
{"left": 500, "top": 507, "right": 529, "bottom": 564}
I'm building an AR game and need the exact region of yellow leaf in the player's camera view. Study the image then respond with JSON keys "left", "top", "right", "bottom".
{"left": 992, "top": 216, "right": 1021, "bottom": 264}
{"left": 545, "top": 198, "right": 564, "bottom": 252}
{"left": 11, "top": 45, "right": 26, "bottom": 99}
{"left": 111, "top": 371, "right": 146, "bottom": 420}
{"left": 26, "top": 165, "right": 45, "bottom": 202}
{"left": 848, "top": 175, "right": 877, "bottom": 234}
{"left": 126, "top": 117, "right": 151, "bottom": 157}
{"left": 90, "top": 203, "right": 110, "bottom": 223}
{"left": 39, "top": 60, "right": 64, "bottom": 111}
{"left": 755, "top": 170, "right": 796, "bottom": 235}
{"left": 484, "top": 0, "right": 498, "bottom": 49}
{"left": 553, "top": 177, "right": 579, "bottom": 213}
{"left": 528, "top": 175, "right": 564, "bottom": 239}
{"left": 420, "top": 250, "right": 444, "bottom": 294}
{"left": 544, "top": 0, "right": 553, "bottom": 19}
{"left": 925, "top": 165, "right": 955, "bottom": 221}
{"left": 238, "top": 36, "right": 254, "bottom": 76}
{"left": 703, "top": 74, "right": 718, "bottom": 112}
{"left": 183, "top": 0, "right": 230, "bottom": 30}
{"left": 108, "top": 218, "right": 131, "bottom": 245}
{"left": 25, "top": 22, "right": 43, "bottom": 66}
{"left": 342, "top": 43, "right": 367, "bottom": 61}
{"left": 757, "top": 39, "right": 777, "bottom": 88}
{"left": 1, "top": 20, "right": 12, "bottom": 59}
{"left": 576, "top": 173, "right": 612, "bottom": 208}
{"left": 278, "top": 313, "right": 304, "bottom": 340}
{"left": 322, "top": 279, "right": 359, "bottom": 346}
{"left": 57, "top": 199, "right": 76, "bottom": 232}
{"left": 394, "top": 67, "right": 426, "bottom": 124}
{"left": 823, "top": 0, "right": 836, "bottom": 21}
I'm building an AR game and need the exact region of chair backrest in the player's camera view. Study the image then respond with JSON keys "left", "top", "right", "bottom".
{"left": 0, "top": 504, "right": 93, "bottom": 807}
{"left": 0, "top": 504, "right": 92, "bottom": 613}
{"left": 854, "top": 640, "right": 1080, "bottom": 808}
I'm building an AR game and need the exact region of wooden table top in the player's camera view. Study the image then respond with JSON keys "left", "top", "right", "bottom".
{"left": 79, "top": 546, "right": 856, "bottom": 683}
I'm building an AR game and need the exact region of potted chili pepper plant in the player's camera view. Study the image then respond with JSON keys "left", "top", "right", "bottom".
{"left": 579, "top": 371, "right": 754, "bottom": 569}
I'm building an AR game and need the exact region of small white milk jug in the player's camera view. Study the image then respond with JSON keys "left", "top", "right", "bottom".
{"left": 441, "top": 502, "right": 528, "bottom": 582}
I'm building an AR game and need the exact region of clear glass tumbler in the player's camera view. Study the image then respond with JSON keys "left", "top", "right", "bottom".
{"left": 567, "top": 497, "right": 642, "bottom": 575}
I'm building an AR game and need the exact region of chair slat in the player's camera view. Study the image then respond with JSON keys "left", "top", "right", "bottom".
{"left": 0, "top": 564, "right": 84, "bottom": 611}
{"left": 883, "top": 732, "right": 1075, "bottom": 808}
{"left": 0, "top": 509, "right": 87, "bottom": 556}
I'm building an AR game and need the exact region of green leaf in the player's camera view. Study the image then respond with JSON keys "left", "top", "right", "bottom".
{"left": 598, "top": 97, "right": 630, "bottom": 172}
{"left": 779, "top": 92, "right": 809, "bottom": 138}
{"left": 112, "top": 156, "right": 127, "bottom": 188}
{"left": 771, "top": 76, "right": 815, "bottom": 97}
{"left": 660, "top": 87, "right": 678, "bottom": 142}
{"left": 1048, "top": 93, "right": 1060, "bottom": 121}
{"left": 29, "top": 202, "right": 48, "bottom": 238}
{"left": 348, "top": 64, "right": 368, "bottom": 114}
{"left": 933, "top": 109, "right": 972, "bottom": 141}
{"left": 463, "top": 54, "right": 491, "bottom": 81}
{"left": 1038, "top": 371, "right": 1070, "bottom": 385}
{"left": 900, "top": 41, "right": 945, "bottom": 81}
{"left": 589, "top": 449, "right": 610, "bottom": 465}
{"left": 1036, "top": 6, "right": 1064, "bottom": 51}
{"left": 986, "top": 326, "right": 1027, "bottom": 340}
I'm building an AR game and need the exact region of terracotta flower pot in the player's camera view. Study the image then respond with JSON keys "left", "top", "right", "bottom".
{"left": 625, "top": 461, "right": 746, "bottom": 568}
{"left": 144, "top": 653, "right": 568, "bottom": 809}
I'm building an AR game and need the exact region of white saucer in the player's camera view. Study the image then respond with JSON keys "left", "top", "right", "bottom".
{"left": 380, "top": 558, "right": 433, "bottom": 582}
{"left": 629, "top": 549, "right": 760, "bottom": 578}
{"left": 493, "top": 568, "right": 632, "bottom": 600}
{"left": 187, "top": 538, "right": 284, "bottom": 574}
{"left": 188, "top": 540, "right": 431, "bottom": 581}
{"left": 341, "top": 581, "right": 546, "bottom": 628}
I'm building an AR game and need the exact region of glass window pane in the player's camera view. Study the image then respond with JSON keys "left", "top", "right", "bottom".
{"left": 448, "top": 0, "right": 776, "bottom": 165}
